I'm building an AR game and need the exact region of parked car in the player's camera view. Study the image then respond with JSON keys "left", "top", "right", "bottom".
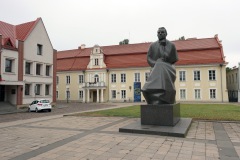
{"left": 28, "top": 99, "right": 52, "bottom": 112}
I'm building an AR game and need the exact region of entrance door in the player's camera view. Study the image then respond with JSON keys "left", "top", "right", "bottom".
{"left": 93, "top": 91, "right": 97, "bottom": 102}
{"left": 0, "top": 85, "right": 5, "bottom": 101}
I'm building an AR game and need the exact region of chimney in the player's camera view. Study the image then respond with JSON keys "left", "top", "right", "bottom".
{"left": 78, "top": 44, "right": 86, "bottom": 50}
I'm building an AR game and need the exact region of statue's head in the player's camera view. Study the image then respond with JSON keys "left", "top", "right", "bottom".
{"left": 157, "top": 27, "right": 167, "bottom": 41}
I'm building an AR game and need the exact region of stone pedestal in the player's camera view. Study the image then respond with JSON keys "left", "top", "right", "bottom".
{"left": 141, "top": 103, "right": 180, "bottom": 126}
{"left": 119, "top": 103, "right": 192, "bottom": 137}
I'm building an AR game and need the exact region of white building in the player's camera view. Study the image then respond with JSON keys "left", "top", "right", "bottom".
{"left": 0, "top": 18, "right": 56, "bottom": 108}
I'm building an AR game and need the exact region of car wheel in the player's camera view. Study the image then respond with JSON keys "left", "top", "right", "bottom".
{"left": 35, "top": 108, "right": 38, "bottom": 113}
{"left": 49, "top": 109, "right": 51, "bottom": 112}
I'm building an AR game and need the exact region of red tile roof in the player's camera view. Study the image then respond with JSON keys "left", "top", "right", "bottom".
{"left": 57, "top": 36, "right": 225, "bottom": 71}
{"left": 0, "top": 21, "right": 15, "bottom": 47}
{"left": 57, "top": 57, "right": 89, "bottom": 71}
{"left": 0, "top": 18, "right": 40, "bottom": 48}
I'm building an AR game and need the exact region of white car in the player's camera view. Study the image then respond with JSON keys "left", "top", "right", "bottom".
{"left": 28, "top": 99, "right": 52, "bottom": 112}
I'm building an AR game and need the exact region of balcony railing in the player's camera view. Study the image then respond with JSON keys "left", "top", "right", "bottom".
{"left": 82, "top": 81, "right": 106, "bottom": 88}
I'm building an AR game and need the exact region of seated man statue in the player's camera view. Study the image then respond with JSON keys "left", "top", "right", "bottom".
{"left": 142, "top": 27, "right": 178, "bottom": 105}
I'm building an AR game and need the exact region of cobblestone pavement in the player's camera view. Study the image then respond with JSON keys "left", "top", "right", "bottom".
{"left": 0, "top": 102, "right": 136, "bottom": 123}
{"left": 0, "top": 111, "right": 240, "bottom": 160}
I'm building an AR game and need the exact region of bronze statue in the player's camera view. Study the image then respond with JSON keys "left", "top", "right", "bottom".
{"left": 142, "top": 27, "right": 178, "bottom": 104}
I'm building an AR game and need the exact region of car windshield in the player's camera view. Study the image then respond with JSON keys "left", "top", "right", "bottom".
{"left": 40, "top": 100, "right": 49, "bottom": 103}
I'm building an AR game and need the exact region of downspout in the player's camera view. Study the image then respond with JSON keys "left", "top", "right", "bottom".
{"left": 220, "top": 64, "right": 223, "bottom": 102}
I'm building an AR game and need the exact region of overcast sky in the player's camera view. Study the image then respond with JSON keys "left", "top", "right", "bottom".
{"left": 1, "top": 0, "right": 239, "bottom": 68}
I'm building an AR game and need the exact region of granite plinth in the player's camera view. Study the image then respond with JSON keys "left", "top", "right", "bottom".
{"left": 119, "top": 118, "right": 192, "bottom": 137}
{"left": 141, "top": 103, "right": 180, "bottom": 126}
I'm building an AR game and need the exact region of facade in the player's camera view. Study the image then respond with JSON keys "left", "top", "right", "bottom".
{"left": 57, "top": 35, "right": 228, "bottom": 103}
{"left": 0, "top": 18, "right": 56, "bottom": 108}
{"left": 226, "top": 63, "right": 240, "bottom": 102}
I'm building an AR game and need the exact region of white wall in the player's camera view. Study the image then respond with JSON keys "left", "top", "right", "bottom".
{"left": 1, "top": 49, "right": 18, "bottom": 81}
{"left": 6, "top": 85, "right": 17, "bottom": 105}
{"left": 22, "top": 19, "right": 54, "bottom": 104}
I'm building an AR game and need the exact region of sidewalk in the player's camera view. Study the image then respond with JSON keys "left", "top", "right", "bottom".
{"left": 0, "top": 107, "right": 240, "bottom": 160}
{"left": 0, "top": 102, "right": 27, "bottom": 115}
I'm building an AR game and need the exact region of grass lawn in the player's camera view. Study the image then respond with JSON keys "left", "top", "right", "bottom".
{"left": 71, "top": 103, "right": 240, "bottom": 121}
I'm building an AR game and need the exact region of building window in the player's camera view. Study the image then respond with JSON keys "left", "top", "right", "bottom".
{"left": 25, "top": 84, "right": 30, "bottom": 95}
{"left": 121, "top": 90, "right": 126, "bottom": 99}
{"left": 46, "top": 65, "right": 51, "bottom": 76}
{"left": 94, "top": 59, "right": 99, "bottom": 65}
{"left": 111, "top": 74, "right": 116, "bottom": 83}
{"left": 66, "top": 90, "right": 70, "bottom": 99}
{"left": 35, "top": 84, "right": 41, "bottom": 95}
{"left": 79, "top": 90, "right": 83, "bottom": 99}
{"left": 37, "top": 44, "right": 43, "bottom": 55}
{"left": 145, "top": 72, "right": 150, "bottom": 81}
{"left": 36, "top": 64, "right": 42, "bottom": 75}
{"left": 66, "top": 76, "right": 70, "bottom": 84}
{"left": 194, "top": 70, "right": 200, "bottom": 81}
{"left": 79, "top": 75, "right": 84, "bottom": 83}
{"left": 111, "top": 90, "right": 116, "bottom": 99}
{"left": 25, "top": 62, "right": 31, "bottom": 74}
{"left": 57, "top": 76, "right": 59, "bottom": 84}
{"left": 209, "top": 70, "right": 216, "bottom": 80}
{"left": 210, "top": 89, "right": 216, "bottom": 99}
{"left": 134, "top": 73, "right": 140, "bottom": 82}
{"left": 179, "top": 71, "right": 186, "bottom": 81}
{"left": 194, "top": 89, "right": 201, "bottom": 99}
{"left": 45, "top": 84, "right": 50, "bottom": 95}
{"left": 180, "top": 89, "right": 186, "bottom": 99}
{"left": 94, "top": 75, "right": 99, "bottom": 82}
{"left": 121, "top": 73, "right": 126, "bottom": 83}
{"left": 56, "top": 91, "right": 58, "bottom": 99}
{"left": 232, "top": 74, "right": 234, "bottom": 83}
{"left": 5, "top": 59, "right": 13, "bottom": 72}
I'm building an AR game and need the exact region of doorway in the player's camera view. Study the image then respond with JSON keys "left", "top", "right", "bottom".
{"left": 0, "top": 85, "right": 5, "bottom": 101}
{"left": 93, "top": 91, "right": 97, "bottom": 102}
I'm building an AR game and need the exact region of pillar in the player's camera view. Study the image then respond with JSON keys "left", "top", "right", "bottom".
{"left": 101, "top": 89, "right": 104, "bottom": 102}
{"left": 87, "top": 89, "right": 90, "bottom": 103}
{"left": 83, "top": 89, "right": 86, "bottom": 103}
{"left": 97, "top": 89, "right": 99, "bottom": 103}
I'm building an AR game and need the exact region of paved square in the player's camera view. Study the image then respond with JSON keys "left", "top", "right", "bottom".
{"left": 1, "top": 115, "right": 240, "bottom": 160}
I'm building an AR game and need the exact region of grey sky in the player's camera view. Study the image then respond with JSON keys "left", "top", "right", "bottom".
{"left": 1, "top": 0, "right": 239, "bottom": 67}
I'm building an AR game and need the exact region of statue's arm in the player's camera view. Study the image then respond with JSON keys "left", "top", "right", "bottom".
{"left": 169, "top": 44, "right": 178, "bottom": 64}
{"left": 147, "top": 45, "right": 156, "bottom": 67}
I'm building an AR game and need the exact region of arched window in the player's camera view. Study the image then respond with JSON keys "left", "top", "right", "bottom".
{"left": 94, "top": 75, "right": 99, "bottom": 83}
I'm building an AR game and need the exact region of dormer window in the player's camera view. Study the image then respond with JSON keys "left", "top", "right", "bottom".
{"left": 3, "top": 38, "right": 13, "bottom": 47}
{"left": 6, "top": 41, "right": 12, "bottom": 46}
{"left": 94, "top": 59, "right": 99, "bottom": 65}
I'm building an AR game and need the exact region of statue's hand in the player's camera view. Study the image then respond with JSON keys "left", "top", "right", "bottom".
{"left": 157, "top": 58, "right": 164, "bottom": 63}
